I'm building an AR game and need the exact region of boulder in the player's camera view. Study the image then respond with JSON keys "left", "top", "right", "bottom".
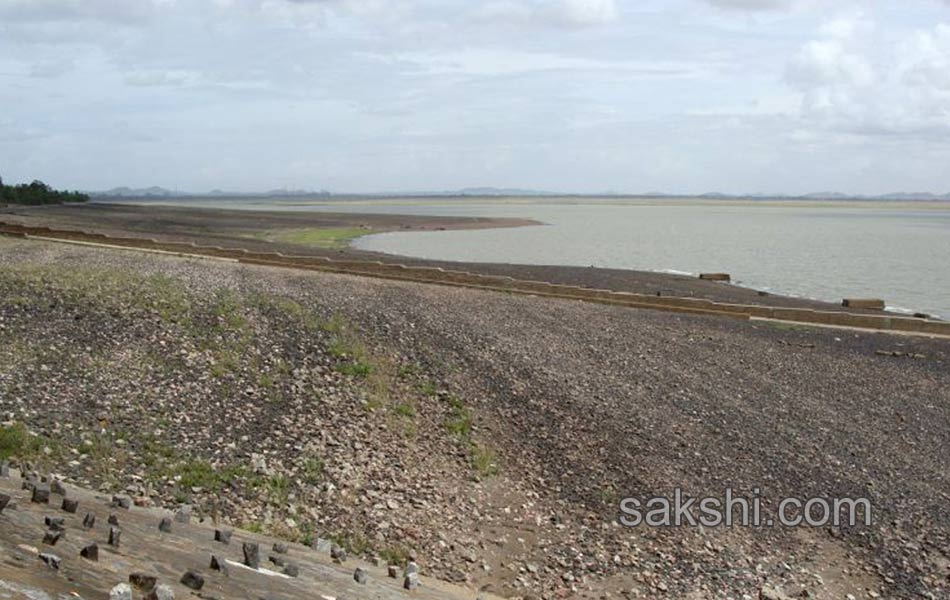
{"left": 39, "top": 553, "right": 61, "bottom": 570}
{"left": 62, "top": 498, "right": 79, "bottom": 514}
{"left": 388, "top": 565, "right": 399, "bottom": 578}
{"left": 80, "top": 543, "right": 99, "bottom": 562}
{"left": 179, "top": 571, "right": 205, "bottom": 591}
{"left": 243, "top": 542, "right": 260, "bottom": 569}
{"left": 158, "top": 517, "right": 173, "bottom": 533}
{"left": 214, "top": 529, "right": 232, "bottom": 544}
{"left": 129, "top": 573, "right": 157, "bottom": 592}
{"left": 354, "top": 567, "right": 368, "bottom": 584}
{"left": 146, "top": 584, "right": 174, "bottom": 600}
{"left": 272, "top": 542, "right": 288, "bottom": 554}
{"left": 42, "top": 530, "right": 63, "bottom": 546}
{"left": 31, "top": 484, "right": 50, "bottom": 504}
{"left": 109, "top": 583, "right": 132, "bottom": 600}
{"left": 111, "top": 495, "right": 132, "bottom": 510}
{"left": 0, "top": 493, "right": 10, "bottom": 513}
{"left": 210, "top": 554, "right": 228, "bottom": 575}
{"left": 50, "top": 479, "right": 67, "bottom": 496}
{"left": 82, "top": 512, "right": 96, "bottom": 528}
{"left": 174, "top": 505, "right": 191, "bottom": 524}
{"left": 404, "top": 572, "right": 420, "bottom": 590}
{"left": 108, "top": 526, "right": 122, "bottom": 548}
{"left": 283, "top": 563, "right": 300, "bottom": 578}
{"left": 45, "top": 516, "right": 65, "bottom": 530}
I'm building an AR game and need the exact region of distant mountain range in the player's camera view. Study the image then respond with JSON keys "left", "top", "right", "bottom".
{"left": 89, "top": 186, "right": 950, "bottom": 201}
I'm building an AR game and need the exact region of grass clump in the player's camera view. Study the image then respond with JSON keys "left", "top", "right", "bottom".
{"left": 0, "top": 423, "right": 41, "bottom": 462}
{"left": 259, "top": 227, "right": 369, "bottom": 249}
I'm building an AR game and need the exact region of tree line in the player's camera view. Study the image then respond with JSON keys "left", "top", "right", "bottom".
{"left": 0, "top": 175, "right": 89, "bottom": 205}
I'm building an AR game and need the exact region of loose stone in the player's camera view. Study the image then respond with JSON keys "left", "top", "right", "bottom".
{"left": 180, "top": 571, "right": 205, "bottom": 591}
{"left": 62, "top": 498, "right": 79, "bottom": 513}
{"left": 388, "top": 565, "right": 399, "bottom": 578}
{"left": 214, "top": 529, "right": 232, "bottom": 544}
{"left": 110, "top": 583, "right": 132, "bottom": 600}
{"left": 39, "top": 553, "right": 61, "bottom": 570}
{"left": 158, "top": 517, "right": 172, "bottom": 533}
{"left": 50, "top": 479, "right": 67, "bottom": 496}
{"left": 31, "top": 484, "right": 50, "bottom": 504}
{"left": 284, "top": 563, "right": 300, "bottom": 578}
{"left": 272, "top": 542, "right": 288, "bottom": 554}
{"left": 80, "top": 543, "right": 99, "bottom": 562}
{"left": 111, "top": 495, "right": 131, "bottom": 510}
{"left": 45, "top": 516, "right": 65, "bottom": 530}
{"left": 108, "top": 526, "right": 122, "bottom": 548}
{"left": 243, "top": 542, "right": 260, "bottom": 569}
{"left": 146, "top": 584, "right": 174, "bottom": 600}
{"left": 404, "top": 572, "right": 420, "bottom": 590}
{"left": 0, "top": 493, "right": 10, "bottom": 513}
{"left": 210, "top": 554, "right": 228, "bottom": 575}
{"left": 83, "top": 512, "right": 96, "bottom": 528}
{"left": 43, "top": 529, "right": 63, "bottom": 546}
{"left": 354, "top": 567, "right": 368, "bottom": 584}
{"left": 129, "top": 573, "right": 157, "bottom": 592}
{"left": 174, "top": 505, "right": 191, "bottom": 523}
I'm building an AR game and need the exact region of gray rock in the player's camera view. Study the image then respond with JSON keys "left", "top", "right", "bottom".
{"left": 108, "top": 514, "right": 119, "bottom": 526}
{"left": 45, "top": 516, "right": 65, "bottom": 530}
{"left": 31, "top": 484, "right": 50, "bottom": 504}
{"left": 61, "top": 498, "right": 79, "bottom": 513}
{"left": 109, "top": 583, "right": 132, "bottom": 600}
{"left": 354, "top": 567, "right": 368, "bottom": 584}
{"left": 50, "top": 479, "right": 67, "bottom": 496}
{"left": 404, "top": 572, "right": 420, "bottom": 590}
{"left": 0, "top": 493, "right": 10, "bottom": 513}
{"left": 42, "top": 529, "right": 63, "bottom": 546}
{"left": 330, "top": 544, "right": 347, "bottom": 563}
{"left": 179, "top": 571, "right": 205, "bottom": 591}
{"left": 129, "top": 573, "right": 157, "bottom": 592}
{"left": 272, "top": 542, "right": 288, "bottom": 554}
{"left": 39, "top": 553, "right": 61, "bottom": 570}
{"left": 80, "top": 543, "right": 99, "bottom": 562}
{"left": 82, "top": 512, "right": 96, "bottom": 528}
{"left": 313, "top": 537, "right": 332, "bottom": 553}
{"left": 269, "top": 555, "right": 286, "bottom": 568}
{"left": 404, "top": 561, "right": 419, "bottom": 576}
{"left": 243, "top": 542, "right": 260, "bottom": 569}
{"left": 210, "top": 554, "right": 228, "bottom": 575}
{"left": 146, "top": 584, "right": 175, "bottom": 600}
{"left": 0, "top": 461, "right": 9, "bottom": 478}
{"left": 388, "top": 565, "right": 399, "bottom": 578}
{"left": 283, "top": 563, "right": 299, "bottom": 578}
{"left": 174, "top": 505, "right": 191, "bottom": 523}
{"left": 214, "top": 529, "right": 232, "bottom": 544}
{"left": 111, "top": 495, "right": 131, "bottom": 510}
{"left": 760, "top": 587, "right": 793, "bottom": 600}
{"left": 158, "top": 517, "right": 173, "bottom": 533}
{"left": 108, "top": 526, "right": 121, "bottom": 548}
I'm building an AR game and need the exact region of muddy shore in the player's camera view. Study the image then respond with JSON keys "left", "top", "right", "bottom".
{"left": 0, "top": 202, "right": 876, "bottom": 312}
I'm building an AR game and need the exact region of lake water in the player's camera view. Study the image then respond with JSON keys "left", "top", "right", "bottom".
{"left": 123, "top": 198, "right": 950, "bottom": 318}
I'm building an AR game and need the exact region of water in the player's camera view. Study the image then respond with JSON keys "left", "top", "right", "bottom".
{"left": 121, "top": 198, "right": 950, "bottom": 318}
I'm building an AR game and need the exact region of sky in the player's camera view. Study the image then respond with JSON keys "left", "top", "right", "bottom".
{"left": 1, "top": 0, "right": 950, "bottom": 195}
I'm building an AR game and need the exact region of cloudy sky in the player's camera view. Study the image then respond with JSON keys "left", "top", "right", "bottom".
{"left": 1, "top": 0, "right": 950, "bottom": 194}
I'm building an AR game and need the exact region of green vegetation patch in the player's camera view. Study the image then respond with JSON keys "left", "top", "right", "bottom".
{"left": 257, "top": 227, "right": 369, "bottom": 249}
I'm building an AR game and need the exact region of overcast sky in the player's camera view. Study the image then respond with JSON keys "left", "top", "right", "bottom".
{"left": 2, "top": 0, "right": 950, "bottom": 194}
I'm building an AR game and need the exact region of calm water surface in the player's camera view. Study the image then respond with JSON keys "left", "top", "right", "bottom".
{"left": 126, "top": 199, "right": 950, "bottom": 318}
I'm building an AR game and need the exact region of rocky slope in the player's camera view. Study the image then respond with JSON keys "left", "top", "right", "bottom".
{"left": 1, "top": 235, "right": 948, "bottom": 599}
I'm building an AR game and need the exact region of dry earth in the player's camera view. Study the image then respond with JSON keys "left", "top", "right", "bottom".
{"left": 0, "top": 236, "right": 948, "bottom": 600}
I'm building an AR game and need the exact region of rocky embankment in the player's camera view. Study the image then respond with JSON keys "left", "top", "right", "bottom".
{"left": 1, "top": 235, "right": 949, "bottom": 599}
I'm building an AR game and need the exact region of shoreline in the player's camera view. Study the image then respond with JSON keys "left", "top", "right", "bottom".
{"left": 0, "top": 201, "right": 934, "bottom": 319}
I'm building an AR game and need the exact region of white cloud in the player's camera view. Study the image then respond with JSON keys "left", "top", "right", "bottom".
{"left": 474, "top": 0, "right": 617, "bottom": 28}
